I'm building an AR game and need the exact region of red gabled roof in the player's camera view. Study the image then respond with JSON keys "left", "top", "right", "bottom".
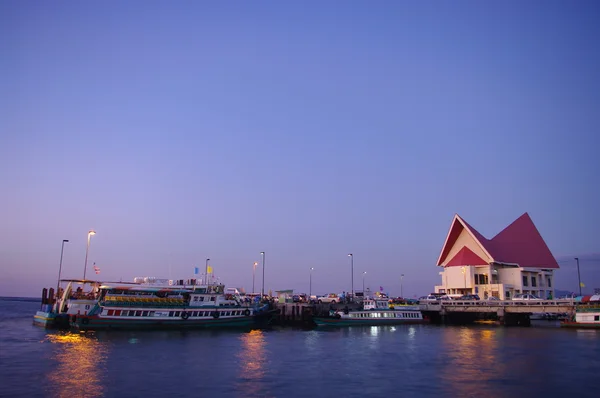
{"left": 437, "top": 212, "right": 559, "bottom": 269}
{"left": 488, "top": 213, "right": 559, "bottom": 269}
{"left": 446, "top": 246, "right": 489, "bottom": 267}
{"left": 436, "top": 214, "right": 493, "bottom": 266}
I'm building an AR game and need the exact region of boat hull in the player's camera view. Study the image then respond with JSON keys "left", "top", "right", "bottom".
{"left": 313, "top": 317, "right": 425, "bottom": 327}
{"left": 71, "top": 314, "right": 268, "bottom": 331}
{"left": 33, "top": 311, "right": 70, "bottom": 329}
{"left": 560, "top": 321, "right": 600, "bottom": 329}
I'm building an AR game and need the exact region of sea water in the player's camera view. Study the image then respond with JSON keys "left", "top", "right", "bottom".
{"left": 1, "top": 297, "right": 598, "bottom": 398}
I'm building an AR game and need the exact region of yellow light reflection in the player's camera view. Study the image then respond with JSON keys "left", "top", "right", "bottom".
{"left": 236, "top": 330, "right": 268, "bottom": 397}
{"left": 45, "top": 332, "right": 108, "bottom": 398}
{"left": 439, "top": 327, "right": 501, "bottom": 398}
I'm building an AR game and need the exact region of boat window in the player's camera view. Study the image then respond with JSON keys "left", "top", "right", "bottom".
{"left": 107, "top": 310, "right": 114, "bottom": 316}
{"left": 169, "top": 312, "right": 174, "bottom": 317}
{"left": 142, "top": 311, "right": 148, "bottom": 316}
{"left": 149, "top": 311, "right": 155, "bottom": 316}
{"left": 136, "top": 311, "right": 142, "bottom": 316}
{"left": 193, "top": 297, "right": 198, "bottom": 302}
{"left": 114, "top": 310, "right": 121, "bottom": 316}
{"left": 210, "top": 296, "right": 216, "bottom": 301}
{"left": 595, "top": 316, "right": 599, "bottom": 321}
{"left": 175, "top": 311, "right": 181, "bottom": 317}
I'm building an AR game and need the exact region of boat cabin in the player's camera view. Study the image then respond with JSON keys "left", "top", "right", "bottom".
{"left": 363, "top": 298, "right": 390, "bottom": 311}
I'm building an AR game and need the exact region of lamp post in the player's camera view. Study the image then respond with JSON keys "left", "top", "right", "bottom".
{"left": 82, "top": 230, "right": 96, "bottom": 280}
{"left": 461, "top": 266, "right": 466, "bottom": 292}
{"left": 400, "top": 274, "right": 404, "bottom": 298}
{"left": 348, "top": 253, "right": 354, "bottom": 300}
{"left": 56, "top": 239, "right": 69, "bottom": 295}
{"left": 205, "top": 258, "right": 210, "bottom": 285}
{"left": 260, "top": 252, "right": 265, "bottom": 297}
{"left": 253, "top": 262, "right": 258, "bottom": 294}
{"left": 362, "top": 271, "right": 367, "bottom": 294}
{"left": 575, "top": 257, "right": 582, "bottom": 296}
{"left": 310, "top": 267, "right": 314, "bottom": 298}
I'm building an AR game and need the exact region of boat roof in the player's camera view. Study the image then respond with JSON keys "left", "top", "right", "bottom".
{"left": 60, "top": 279, "right": 140, "bottom": 284}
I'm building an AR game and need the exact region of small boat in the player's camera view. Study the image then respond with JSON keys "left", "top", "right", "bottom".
{"left": 561, "top": 295, "right": 600, "bottom": 329}
{"left": 313, "top": 297, "right": 425, "bottom": 327}
{"left": 70, "top": 278, "right": 271, "bottom": 331}
{"left": 33, "top": 279, "right": 102, "bottom": 329}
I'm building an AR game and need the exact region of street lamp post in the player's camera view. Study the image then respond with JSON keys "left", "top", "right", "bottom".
{"left": 348, "top": 254, "right": 354, "bottom": 300}
{"left": 362, "top": 271, "right": 367, "bottom": 294}
{"left": 310, "top": 267, "right": 314, "bottom": 298}
{"left": 56, "top": 239, "right": 69, "bottom": 295}
{"left": 575, "top": 257, "right": 582, "bottom": 296}
{"left": 82, "top": 230, "right": 96, "bottom": 280}
{"left": 205, "top": 258, "right": 210, "bottom": 285}
{"left": 260, "top": 252, "right": 265, "bottom": 297}
{"left": 400, "top": 274, "right": 404, "bottom": 298}
{"left": 253, "top": 262, "right": 258, "bottom": 294}
{"left": 461, "top": 266, "right": 467, "bottom": 292}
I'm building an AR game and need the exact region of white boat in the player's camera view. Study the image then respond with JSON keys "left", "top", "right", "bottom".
{"left": 313, "top": 297, "right": 425, "bottom": 326}
{"left": 69, "top": 278, "right": 271, "bottom": 331}
{"left": 561, "top": 295, "right": 600, "bottom": 329}
{"left": 33, "top": 279, "right": 102, "bottom": 328}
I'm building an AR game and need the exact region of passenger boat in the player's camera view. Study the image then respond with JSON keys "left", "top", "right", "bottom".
{"left": 33, "top": 279, "right": 102, "bottom": 329}
{"left": 70, "top": 278, "right": 271, "bottom": 331}
{"left": 313, "top": 297, "right": 425, "bottom": 327}
{"left": 561, "top": 295, "right": 600, "bottom": 329}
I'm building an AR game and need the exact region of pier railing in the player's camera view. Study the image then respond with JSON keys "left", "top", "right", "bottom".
{"left": 420, "top": 299, "right": 576, "bottom": 314}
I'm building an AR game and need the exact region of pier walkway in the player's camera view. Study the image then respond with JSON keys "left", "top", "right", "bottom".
{"left": 419, "top": 299, "right": 575, "bottom": 314}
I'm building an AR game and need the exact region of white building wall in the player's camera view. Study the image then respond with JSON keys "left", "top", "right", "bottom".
{"left": 498, "top": 268, "right": 521, "bottom": 287}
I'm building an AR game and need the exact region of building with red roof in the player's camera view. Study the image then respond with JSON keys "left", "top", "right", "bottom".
{"left": 434, "top": 213, "right": 559, "bottom": 300}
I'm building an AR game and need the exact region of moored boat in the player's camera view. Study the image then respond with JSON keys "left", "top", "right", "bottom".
{"left": 313, "top": 297, "right": 425, "bottom": 327}
{"left": 561, "top": 295, "right": 600, "bottom": 329}
{"left": 33, "top": 279, "right": 102, "bottom": 329}
{"left": 70, "top": 278, "right": 272, "bottom": 331}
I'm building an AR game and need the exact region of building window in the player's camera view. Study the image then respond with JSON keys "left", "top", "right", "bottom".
{"left": 547, "top": 277, "right": 552, "bottom": 288}
{"left": 531, "top": 276, "right": 537, "bottom": 287}
{"left": 522, "top": 276, "right": 528, "bottom": 287}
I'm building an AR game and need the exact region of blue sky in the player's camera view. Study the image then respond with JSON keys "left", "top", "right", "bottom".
{"left": 1, "top": 1, "right": 598, "bottom": 297}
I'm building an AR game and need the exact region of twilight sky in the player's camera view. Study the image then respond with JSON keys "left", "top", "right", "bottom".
{"left": 1, "top": 1, "right": 599, "bottom": 298}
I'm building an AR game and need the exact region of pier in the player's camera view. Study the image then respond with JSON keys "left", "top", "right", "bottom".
{"left": 420, "top": 299, "right": 576, "bottom": 326}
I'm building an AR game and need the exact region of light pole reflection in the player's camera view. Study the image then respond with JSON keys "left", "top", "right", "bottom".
{"left": 236, "top": 330, "right": 268, "bottom": 397}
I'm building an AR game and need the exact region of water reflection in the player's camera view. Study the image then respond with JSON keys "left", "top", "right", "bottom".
{"left": 439, "top": 327, "right": 503, "bottom": 398}
{"left": 236, "top": 330, "right": 269, "bottom": 397}
{"left": 45, "top": 332, "right": 109, "bottom": 398}
{"left": 575, "top": 329, "right": 599, "bottom": 340}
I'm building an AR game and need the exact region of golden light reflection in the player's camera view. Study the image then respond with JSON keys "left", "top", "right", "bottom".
{"left": 439, "top": 327, "right": 502, "bottom": 398}
{"left": 45, "top": 332, "right": 108, "bottom": 398}
{"left": 236, "top": 330, "right": 269, "bottom": 397}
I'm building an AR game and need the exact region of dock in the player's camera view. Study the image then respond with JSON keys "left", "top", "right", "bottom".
{"left": 420, "top": 299, "right": 575, "bottom": 326}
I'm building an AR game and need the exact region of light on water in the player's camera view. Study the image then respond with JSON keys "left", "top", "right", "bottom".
{"left": 45, "top": 332, "right": 108, "bottom": 398}
{"left": 1, "top": 300, "right": 599, "bottom": 397}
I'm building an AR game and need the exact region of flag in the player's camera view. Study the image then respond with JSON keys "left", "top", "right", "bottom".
{"left": 380, "top": 286, "right": 383, "bottom": 291}
{"left": 93, "top": 263, "right": 100, "bottom": 275}
{"left": 207, "top": 266, "right": 213, "bottom": 273}
{"left": 194, "top": 267, "right": 199, "bottom": 275}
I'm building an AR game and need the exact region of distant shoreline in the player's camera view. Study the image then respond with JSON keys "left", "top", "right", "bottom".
{"left": 0, "top": 296, "right": 39, "bottom": 302}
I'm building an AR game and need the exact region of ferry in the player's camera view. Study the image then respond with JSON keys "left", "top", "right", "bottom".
{"left": 70, "top": 278, "right": 272, "bottom": 331}
{"left": 33, "top": 279, "right": 102, "bottom": 329}
{"left": 313, "top": 297, "right": 425, "bottom": 327}
{"left": 561, "top": 295, "right": 600, "bottom": 329}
